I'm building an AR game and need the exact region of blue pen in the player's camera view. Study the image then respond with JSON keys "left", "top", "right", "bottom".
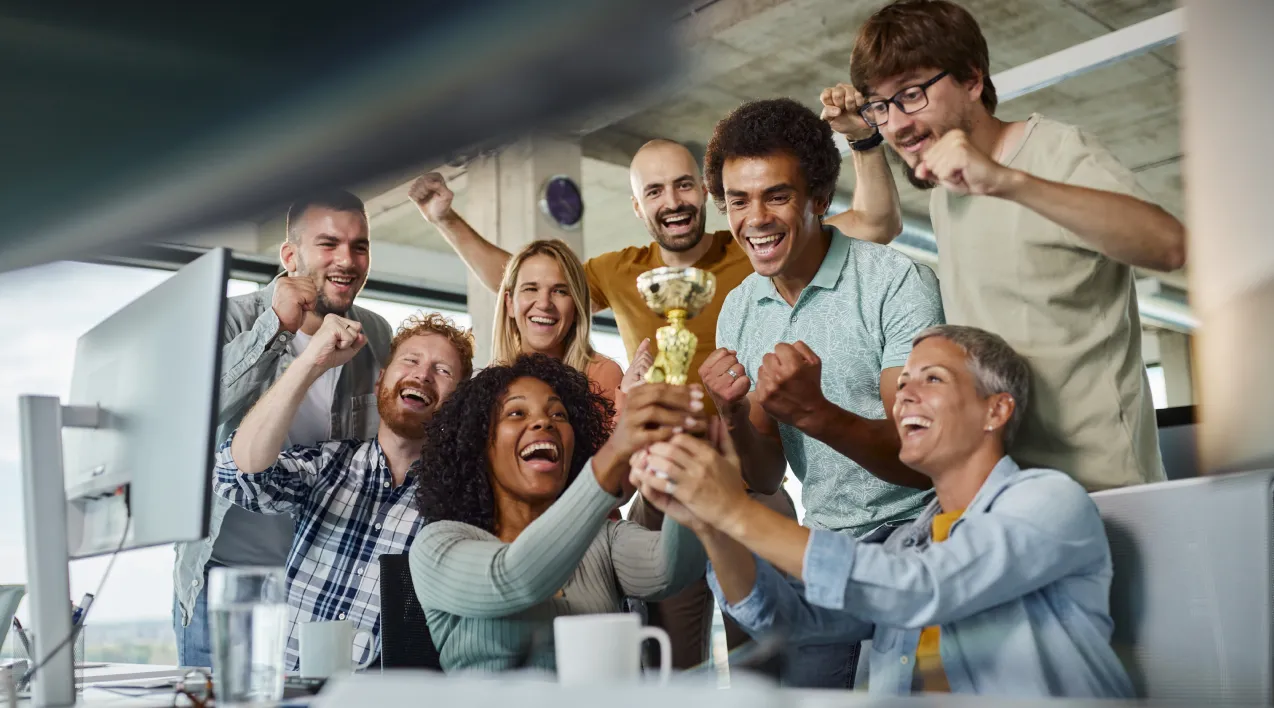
{"left": 71, "top": 593, "right": 94, "bottom": 627}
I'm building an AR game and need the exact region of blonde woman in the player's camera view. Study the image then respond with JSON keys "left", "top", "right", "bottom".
{"left": 492, "top": 239, "right": 626, "bottom": 406}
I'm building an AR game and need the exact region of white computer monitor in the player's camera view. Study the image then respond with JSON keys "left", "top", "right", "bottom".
{"left": 58, "top": 249, "right": 227, "bottom": 557}
{"left": 19, "top": 248, "right": 228, "bottom": 704}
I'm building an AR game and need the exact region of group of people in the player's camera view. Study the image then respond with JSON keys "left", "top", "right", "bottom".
{"left": 172, "top": 0, "right": 1186, "bottom": 697}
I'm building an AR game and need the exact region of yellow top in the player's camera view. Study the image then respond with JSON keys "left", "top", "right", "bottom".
{"left": 912, "top": 510, "right": 963, "bottom": 693}
{"left": 584, "top": 231, "right": 752, "bottom": 415}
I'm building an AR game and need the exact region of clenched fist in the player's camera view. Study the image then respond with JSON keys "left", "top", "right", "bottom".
{"left": 755, "top": 342, "right": 829, "bottom": 429}
{"left": 698, "top": 348, "right": 751, "bottom": 420}
{"left": 272, "top": 275, "right": 317, "bottom": 334}
{"left": 819, "top": 83, "right": 876, "bottom": 142}
{"left": 914, "top": 129, "right": 1016, "bottom": 196}
{"left": 298, "top": 314, "right": 367, "bottom": 373}
{"left": 409, "top": 172, "right": 456, "bottom": 224}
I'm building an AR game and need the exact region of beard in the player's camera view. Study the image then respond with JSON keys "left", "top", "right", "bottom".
{"left": 891, "top": 111, "right": 976, "bottom": 192}
{"left": 294, "top": 252, "right": 359, "bottom": 316}
{"left": 377, "top": 380, "right": 435, "bottom": 439}
{"left": 647, "top": 205, "right": 708, "bottom": 252}
{"left": 899, "top": 154, "right": 938, "bottom": 191}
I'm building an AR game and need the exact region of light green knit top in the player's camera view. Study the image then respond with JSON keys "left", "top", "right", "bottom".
{"left": 408, "top": 460, "right": 706, "bottom": 673}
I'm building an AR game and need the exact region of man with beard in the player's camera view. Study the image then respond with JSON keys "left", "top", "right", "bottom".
{"left": 173, "top": 191, "right": 394, "bottom": 668}
{"left": 409, "top": 135, "right": 900, "bottom": 406}
{"left": 840, "top": 0, "right": 1187, "bottom": 490}
{"left": 408, "top": 134, "right": 900, "bottom": 670}
{"left": 215, "top": 311, "right": 474, "bottom": 671}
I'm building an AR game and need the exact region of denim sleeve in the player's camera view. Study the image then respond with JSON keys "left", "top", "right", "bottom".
{"left": 803, "top": 473, "right": 1109, "bottom": 629}
{"left": 707, "top": 557, "right": 872, "bottom": 647}
{"left": 217, "top": 305, "right": 292, "bottom": 429}
{"left": 213, "top": 432, "right": 330, "bottom": 515}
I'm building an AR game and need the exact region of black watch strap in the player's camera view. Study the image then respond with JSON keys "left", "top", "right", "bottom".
{"left": 849, "top": 132, "right": 884, "bottom": 152}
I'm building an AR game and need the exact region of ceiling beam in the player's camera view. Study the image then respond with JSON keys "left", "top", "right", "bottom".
{"left": 993, "top": 9, "right": 1183, "bottom": 103}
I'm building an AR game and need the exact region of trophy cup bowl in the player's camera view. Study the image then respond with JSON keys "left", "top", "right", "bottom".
{"left": 635, "top": 267, "right": 717, "bottom": 385}
{"left": 635, "top": 267, "right": 717, "bottom": 319}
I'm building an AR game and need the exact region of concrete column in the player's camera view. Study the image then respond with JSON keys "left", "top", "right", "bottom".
{"left": 1156, "top": 331, "right": 1195, "bottom": 408}
{"left": 1182, "top": 0, "right": 1274, "bottom": 472}
{"left": 464, "top": 136, "right": 584, "bottom": 366}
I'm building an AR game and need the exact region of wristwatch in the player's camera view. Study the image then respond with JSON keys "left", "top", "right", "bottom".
{"left": 850, "top": 132, "right": 884, "bottom": 152}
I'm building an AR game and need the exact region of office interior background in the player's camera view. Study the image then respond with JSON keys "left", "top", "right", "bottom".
{"left": 0, "top": 0, "right": 1198, "bottom": 669}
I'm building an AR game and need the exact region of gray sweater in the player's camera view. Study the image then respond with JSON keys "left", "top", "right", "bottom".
{"left": 409, "top": 461, "right": 706, "bottom": 673}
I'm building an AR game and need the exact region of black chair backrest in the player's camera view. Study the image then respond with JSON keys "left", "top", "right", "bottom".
{"left": 378, "top": 552, "right": 442, "bottom": 671}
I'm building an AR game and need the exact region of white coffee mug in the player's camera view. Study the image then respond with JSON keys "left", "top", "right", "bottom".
{"left": 553, "top": 613, "right": 671, "bottom": 686}
{"left": 298, "top": 620, "right": 375, "bottom": 679}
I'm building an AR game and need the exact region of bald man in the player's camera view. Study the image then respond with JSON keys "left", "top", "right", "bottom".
{"left": 410, "top": 140, "right": 900, "bottom": 400}
{"left": 408, "top": 136, "right": 901, "bottom": 670}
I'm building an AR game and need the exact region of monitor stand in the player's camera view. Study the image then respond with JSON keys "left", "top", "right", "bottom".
{"left": 18, "top": 395, "right": 101, "bottom": 707}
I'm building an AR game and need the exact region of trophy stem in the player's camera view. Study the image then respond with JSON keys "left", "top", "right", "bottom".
{"left": 644, "top": 307, "right": 697, "bottom": 386}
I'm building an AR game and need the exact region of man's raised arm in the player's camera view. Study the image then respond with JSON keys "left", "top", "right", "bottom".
{"left": 409, "top": 172, "right": 512, "bottom": 292}
{"left": 230, "top": 314, "right": 366, "bottom": 473}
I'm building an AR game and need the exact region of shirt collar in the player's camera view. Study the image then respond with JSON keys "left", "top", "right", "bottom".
{"left": 964, "top": 455, "right": 1022, "bottom": 513}
{"left": 757, "top": 227, "right": 852, "bottom": 304}
{"left": 900, "top": 456, "right": 1021, "bottom": 546}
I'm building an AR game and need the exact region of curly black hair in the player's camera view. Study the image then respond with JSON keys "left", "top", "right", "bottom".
{"left": 413, "top": 353, "right": 615, "bottom": 533}
{"left": 703, "top": 97, "right": 841, "bottom": 208}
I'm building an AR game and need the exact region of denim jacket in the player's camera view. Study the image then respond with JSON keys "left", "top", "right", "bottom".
{"left": 709, "top": 457, "right": 1135, "bottom": 698}
{"left": 172, "top": 278, "right": 392, "bottom": 625}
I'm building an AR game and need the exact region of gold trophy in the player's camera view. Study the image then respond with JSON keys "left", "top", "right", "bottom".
{"left": 635, "top": 267, "right": 717, "bottom": 385}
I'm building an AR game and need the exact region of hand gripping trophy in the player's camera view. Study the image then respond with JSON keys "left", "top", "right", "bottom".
{"left": 635, "top": 267, "right": 717, "bottom": 386}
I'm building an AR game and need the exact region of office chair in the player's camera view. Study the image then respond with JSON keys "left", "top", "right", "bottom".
{"left": 378, "top": 553, "right": 442, "bottom": 671}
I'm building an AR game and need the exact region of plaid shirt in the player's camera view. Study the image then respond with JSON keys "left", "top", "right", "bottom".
{"left": 214, "top": 434, "right": 424, "bottom": 671}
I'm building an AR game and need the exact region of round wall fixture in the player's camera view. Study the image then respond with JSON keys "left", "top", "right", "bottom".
{"left": 539, "top": 175, "right": 584, "bottom": 230}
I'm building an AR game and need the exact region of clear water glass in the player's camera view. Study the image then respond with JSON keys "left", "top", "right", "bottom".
{"left": 208, "top": 566, "right": 287, "bottom": 706}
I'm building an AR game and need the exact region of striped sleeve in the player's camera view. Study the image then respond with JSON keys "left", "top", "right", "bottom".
{"left": 213, "top": 432, "right": 337, "bottom": 515}
{"left": 409, "top": 461, "right": 618, "bottom": 618}
{"left": 607, "top": 513, "right": 707, "bottom": 601}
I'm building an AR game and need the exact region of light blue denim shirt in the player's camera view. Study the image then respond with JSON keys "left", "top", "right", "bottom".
{"left": 708, "top": 457, "right": 1134, "bottom": 698}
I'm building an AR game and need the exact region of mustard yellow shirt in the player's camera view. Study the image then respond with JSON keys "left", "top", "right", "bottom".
{"left": 913, "top": 510, "right": 963, "bottom": 692}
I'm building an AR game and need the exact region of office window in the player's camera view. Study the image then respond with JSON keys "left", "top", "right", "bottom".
{"left": 0, "top": 261, "right": 263, "bottom": 663}
{"left": 589, "top": 329, "right": 628, "bottom": 368}
{"left": 1147, "top": 364, "right": 1168, "bottom": 409}
{"left": 356, "top": 298, "right": 471, "bottom": 333}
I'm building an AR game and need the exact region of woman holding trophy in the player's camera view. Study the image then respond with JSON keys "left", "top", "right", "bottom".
{"left": 409, "top": 354, "right": 707, "bottom": 672}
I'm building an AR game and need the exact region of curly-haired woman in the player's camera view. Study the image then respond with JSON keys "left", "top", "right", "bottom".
{"left": 409, "top": 354, "right": 709, "bottom": 673}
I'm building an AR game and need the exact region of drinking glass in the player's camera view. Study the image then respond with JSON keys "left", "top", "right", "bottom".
{"left": 208, "top": 566, "right": 287, "bottom": 706}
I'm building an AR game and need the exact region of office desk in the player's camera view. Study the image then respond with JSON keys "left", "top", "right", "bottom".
{"left": 19, "top": 669, "right": 1233, "bottom": 707}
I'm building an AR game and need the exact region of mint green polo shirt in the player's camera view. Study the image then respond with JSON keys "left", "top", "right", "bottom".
{"left": 716, "top": 229, "right": 945, "bottom": 536}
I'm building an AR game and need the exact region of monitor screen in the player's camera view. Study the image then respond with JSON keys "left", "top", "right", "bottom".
{"left": 61, "top": 249, "right": 228, "bottom": 557}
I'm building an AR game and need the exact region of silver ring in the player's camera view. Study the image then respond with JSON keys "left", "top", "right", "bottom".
{"left": 665, "top": 480, "right": 677, "bottom": 495}
{"left": 726, "top": 368, "right": 740, "bottom": 380}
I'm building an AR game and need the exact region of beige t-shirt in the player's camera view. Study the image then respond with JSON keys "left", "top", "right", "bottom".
{"left": 929, "top": 114, "right": 1164, "bottom": 490}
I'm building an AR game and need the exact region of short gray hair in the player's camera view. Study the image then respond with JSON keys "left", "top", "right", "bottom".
{"left": 912, "top": 325, "right": 1031, "bottom": 446}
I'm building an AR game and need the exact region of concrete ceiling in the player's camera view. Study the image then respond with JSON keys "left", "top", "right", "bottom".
{"left": 248, "top": 0, "right": 1187, "bottom": 307}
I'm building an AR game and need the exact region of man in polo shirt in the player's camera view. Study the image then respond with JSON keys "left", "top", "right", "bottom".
{"left": 406, "top": 130, "right": 902, "bottom": 670}
{"left": 700, "top": 97, "right": 945, "bottom": 688}
{"left": 839, "top": 0, "right": 1187, "bottom": 489}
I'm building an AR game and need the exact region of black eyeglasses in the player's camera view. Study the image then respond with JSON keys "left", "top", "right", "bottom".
{"left": 857, "top": 71, "right": 949, "bottom": 127}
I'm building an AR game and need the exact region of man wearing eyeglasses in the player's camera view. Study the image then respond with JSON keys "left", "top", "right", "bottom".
{"left": 829, "top": 0, "right": 1186, "bottom": 491}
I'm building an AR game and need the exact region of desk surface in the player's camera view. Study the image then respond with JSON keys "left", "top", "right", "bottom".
{"left": 20, "top": 665, "right": 1248, "bottom": 708}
